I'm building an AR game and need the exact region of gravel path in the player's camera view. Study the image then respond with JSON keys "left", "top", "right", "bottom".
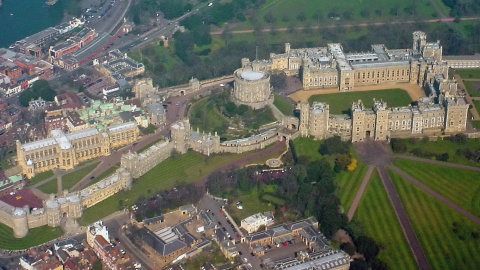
{"left": 346, "top": 165, "right": 375, "bottom": 220}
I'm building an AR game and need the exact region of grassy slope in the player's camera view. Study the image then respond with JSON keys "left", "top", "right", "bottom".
{"left": 474, "top": 100, "right": 480, "bottom": 116}
{"left": 291, "top": 137, "right": 324, "bottom": 161}
{"left": 403, "top": 138, "right": 480, "bottom": 167}
{"left": 354, "top": 171, "right": 418, "bottom": 270}
{"left": 393, "top": 158, "right": 480, "bottom": 217}
{"left": 273, "top": 93, "right": 294, "bottom": 116}
{"left": 0, "top": 223, "right": 63, "bottom": 250}
{"left": 62, "top": 162, "right": 100, "bottom": 191}
{"left": 27, "top": 170, "right": 54, "bottom": 186}
{"left": 335, "top": 159, "right": 368, "bottom": 212}
{"left": 389, "top": 170, "right": 480, "bottom": 270}
{"left": 79, "top": 150, "right": 262, "bottom": 225}
{"left": 190, "top": 98, "right": 229, "bottom": 134}
{"left": 37, "top": 179, "right": 58, "bottom": 194}
{"left": 308, "top": 89, "right": 412, "bottom": 114}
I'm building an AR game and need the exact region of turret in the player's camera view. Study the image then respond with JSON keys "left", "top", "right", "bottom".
{"left": 12, "top": 208, "right": 28, "bottom": 238}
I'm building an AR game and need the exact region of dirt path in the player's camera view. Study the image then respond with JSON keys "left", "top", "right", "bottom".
{"left": 377, "top": 166, "right": 431, "bottom": 270}
{"left": 196, "top": 140, "right": 286, "bottom": 187}
{"left": 389, "top": 165, "right": 480, "bottom": 225}
{"left": 288, "top": 83, "right": 425, "bottom": 103}
{"left": 395, "top": 155, "right": 480, "bottom": 171}
{"left": 346, "top": 165, "right": 375, "bottom": 220}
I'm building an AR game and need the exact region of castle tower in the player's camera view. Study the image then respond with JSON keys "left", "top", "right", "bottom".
{"left": 285, "top": 43, "right": 291, "bottom": 54}
{"left": 373, "top": 99, "right": 390, "bottom": 141}
{"left": 118, "top": 167, "right": 133, "bottom": 190}
{"left": 241, "top": 58, "right": 250, "bottom": 68}
{"left": 351, "top": 100, "right": 366, "bottom": 142}
{"left": 444, "top": 97, "right": 469, "bottom": 133}
{"left": 171, "top": 119, "right": 190, "bottom": 154}
{"left": 297, "top": 102, "right": 310, "bottom": 137}
{"left": 12, "top": 208, "right": 28, "bottom": 238}
{"left": 44, "top": 196, "right": 61, "bottom": 227}
{"left": 308, "top": 102, "right": 329, "bottom": 140}
{"left": 413, "top": 31, "right": 427, "bottom": 51}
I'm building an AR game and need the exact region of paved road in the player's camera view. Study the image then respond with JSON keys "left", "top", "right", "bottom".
{"left": 346, "top": 165, "right": 375, "bottom": 220}
{"left": 377, "top": 166, "right": 431, "bottom": 270}
{"left": 211, "top": 16, "right": 480, "bottom": 35}
{"left": 395, "top": 155, "right": 480, "bottom": 171}
{"left": 389, "top": 165, "right": 480, "bottom": 226}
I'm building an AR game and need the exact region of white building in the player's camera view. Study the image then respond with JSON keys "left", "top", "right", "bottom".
{"left": 240, "top": 212, "right": 274, "bottom": 233}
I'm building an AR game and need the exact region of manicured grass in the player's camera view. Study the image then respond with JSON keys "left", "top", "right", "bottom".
{"left": 27, "top": 170, "right": 54, "bottom": 186}
{"left": 227, "top": 187, "right": 275, "bottom": 223}
{"left": 290, "top": 137, "right": 324, "bottom": 161}
{"left": 473, "top": 120, "right": 480, "bottom": 129}
{"left": 473, "top": 100, "right": 480, "bottom": 116}
{"left": 335, "top": 159, "right": 368, "bottom": 212}
{"left": 62, "top": 162, "right": 100, "bottom": 191}
{"left": 456, "top": 69, "right": 480, "bottom": 79}
{"left": 273, "top": 93, "right": 294, "bottom": 116}
{"left": 308, "top": 89, "right": 412, "bottom": 114}
{"left": 0, "top": 223, "right": 63, "bottom": 250}
{"left": 402, "top": 137, "right": 480, "bottom": 166}
{"left": 389, "top": 170, "right": 480, "bottom": 270}
{"left": 463, "top": 80, "right": 480, "bottom": 97}
{"left": 79, "top": 150, "right": 263, "bottom": 225}
{"left": 393, "top": 158, "right": 480, "bottom": 217}
{"left": 190, "top": 98, "right": 229, "bottom": 135}
{"left": 37, "top": 178, "right": 58, "bottom": 194}
{"left": 354, "top": 171, "right": 418, "bottom": 270}
{"left": 87, "top": 162, "right": 121, "bottom": 187}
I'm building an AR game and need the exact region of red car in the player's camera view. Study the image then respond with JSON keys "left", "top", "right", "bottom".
{"left": 283, "top": 242, "right": 288, "bottom": 247}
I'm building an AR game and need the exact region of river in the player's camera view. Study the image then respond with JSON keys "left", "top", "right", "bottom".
{"left": 0, "top": 0, "right": 66, "bottom": 48}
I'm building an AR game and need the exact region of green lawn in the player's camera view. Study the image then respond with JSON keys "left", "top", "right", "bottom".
{"left": 79, "top": 149, "right": 265, "bottom": 225}
{"left": 234, "top": 0, "right": 440, "bottom": 30}
{"left": 87, "top": 162, "right": 121, "bottom": 187}
{"left": 354, "top": 171, "right": 418, "bottom": 270}
{"left": 308, "top": 89, "right": 412, "bottom": 114}
{"left": 27, "top": 170, "right": 54, "bottom": 186}
{"left": 0, "top": 151, "right": 16, "bottom": 170}
{"left": 62, "top": 162, "right": 100, "bottom": 191}
{"left": 456, "top": 69, "right": 480, "bottom": 79}
{"left": 473, "top": 120, "right": 480, "bottom": 129}
{"left": 402, "top": 137, "right": 480, "bottom": 166}
{"left": 290, "top": 137, "right": 324, "bottom": 161}
{"left": 473, "top": 100, "right": 480, "bottom": 116}
{"left": 0, "top": 223, "right": 63, "bottom": 250}
{"left": 389, "top": 170, "right": 480, "bottom": 270}
{"left": 273, "top": 93, "right": 294, "bottom": 116}
{"left": 463, "top": 80, "right": 480, "bottom": 97}
{"left": 227, "top": 187, "right": 276, "bottom": 223}
{"left": 335, "top": 159, "right": 368, "bottom": 212}
{"left": 393, "top": 158, "right": 480, "bottom": 217}
{"left": 190, "top": 98, "right": 229, "bottom": 135}
{"left": 37, "top": 179, "right": 58, "bottom": 194}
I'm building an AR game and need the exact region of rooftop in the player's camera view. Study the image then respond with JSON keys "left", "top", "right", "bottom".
{"left": 240, "top": 70, "right": 265, "bottom": 81}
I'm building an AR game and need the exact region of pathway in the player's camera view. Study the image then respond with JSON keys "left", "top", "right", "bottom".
{"left": 388, "top": 166, "right": 480, "bottom": 226}
{"left": 30, "top": 159, "right": 100, "bottom": 189}
{"left": 377, "top": 166, "right": 431, "bottom": 270}
{"left": 395, "top": 154, "right": 480, "bottom": 172}
{"left": 346, "top": 165, "right": 374, "bottom": 220}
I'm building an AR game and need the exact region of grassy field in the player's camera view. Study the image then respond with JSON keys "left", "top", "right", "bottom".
{"left": 190, "top": 97, "right": 229, "bottom": 135}
{"left": 0, "top": 223, "right": 63, "bottom": 250}
{"left": 227, "top": 187, "right": 276, "bottom": 223}
{"left": 79, "top": 149, "right": 264, "bottom": 225}
{"left": 474, "top": 100, "right": 480, "bottom": 116}
{"left": 234, "top": 0, "right": 440, "bottom": 30}
{"left": 335, "top": 159, "right": 368, "bottom": 212}
{"left": 354, "top": 171, "right": 418, "bottom": 270}
{"left": 389, "top": 170, "right": 480, "bottom": 270}
{"left": 87, "top": 162, "right": 121, "bottom": 187}
{"left": 456, "top": 69, "right": 480, "bottom": 79}
{"left": 37, "top": 178, "right": 58, "bottom": 194}
{"left": 27, "top": 170, "right": 54, "bottom": 186}
{"left": 463, "top": 80, "right": 480, "bottom": 97}
{"left": 402, "top": 137, "right": 480, "bottom": 166}
{"left": 62, "top": 162, "right": 100, "bottom": 191}
{"left": 473, "top": 120, "right": 480, "bottom": 129}
{"left": 308, "top": 89, "right": 412, "bottom": 114}
{"left": 290, "top": 137, "right": 324, "bottom": 161}
{"left": 393, "top": 158, "right": 480, "bottom": 217}
{"left": 273, "top": 93, "right": 294, "bottom": 116}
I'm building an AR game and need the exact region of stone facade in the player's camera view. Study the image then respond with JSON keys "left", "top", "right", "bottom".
{"left": 121, "top": 140, "right": 173, "bottom": 179}
{"left": 16, "top": 122, "right": 139, "bottom": 178}
{"left": 232, "top": 67, "right": 272, "bottom": 109}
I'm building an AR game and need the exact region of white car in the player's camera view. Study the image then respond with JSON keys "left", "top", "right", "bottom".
{"left": 220, "top": 83, "right": 225, "bottom": 87}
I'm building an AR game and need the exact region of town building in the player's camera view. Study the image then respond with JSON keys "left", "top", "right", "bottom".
{"left": 240, "top": 212, "right": 275, "bottom": 233}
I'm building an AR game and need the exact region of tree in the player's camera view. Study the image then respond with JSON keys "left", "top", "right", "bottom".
{"left": 318, "top": 136, "right": 351, "bottom": 155}
{"left": 390, "top": 138, "right": 407, "bottom": 153}
{"left": 334, "top": 154, "right": 351, "bottom": 172}
{"left": 350, "top": 258, "right": 368, "bottom": 270}
{"left": 355, "top": 236, "right": 380, "bottom": 261}
{"left": 340, "top": 242, "right": 356, "bottom": 256}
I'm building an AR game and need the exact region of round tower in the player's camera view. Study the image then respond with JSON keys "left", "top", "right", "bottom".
{"left": 232, "top": 67, "right": 272, "bottom": 109}
{"left": 118, "top": 167, "right": 133, "bottom": 190}
{"left": 12, "top": 208, "right": 28, "bottom": 238}
{"left": 44, "top": 197, "right": 61, "bottom": 227}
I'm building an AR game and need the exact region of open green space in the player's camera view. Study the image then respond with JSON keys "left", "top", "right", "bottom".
{"left": 393, "top": 158, "right": 480, "bottom": 217}
{"left": 354, "top": 171, "right": 418, "bottom": 270}
{"left": 290, "top": 137, "right": 324, "bottom": 161}
{"left": 335, "top": 158, "right": 368, "bottom": 212}
{"left": 27, "top": 170, "right": 54, "bottom": 186}
{"left": 456, "top": 69, "right": 480, "bottom": 79}
{"left": 473, "top": 100, "right": 480, "bottom": 116}
{"left": 37, "top": 179, "right": 58, "bottom": 194}
{"left": 0, "top": 151, "right": 17, "bottom": 170}
{"left": 87, "top": 162, "right": 121, "bottom": 187}
{"left": 0, "top": 223, "right": 63, "bottom": 250}
{"left": 189, "top": 97, "right": 229, "bottom": 135}
{"left": 463, "top": 80, "right": 480, "bottom": 97}
{"left": 79, "top": 149, "right": 266, "bottom": 225}
{"left": 401, "top": 137, "right": 480, "bottom": 166}
{"left": 273, "top": 93, "right": 294, "bottom": 116}
{"left": 234, "top": 0, "right": 440, "bottom": 30}
{"left": 308, "top": 89, "right": 412, "bottom": 115}
{"left": 62, "top": 162, "right": 100, "bottom": 191}
{"left": 389, "top": 170, "right": 480, "bottom": 270}
{"left": 227, "top": 186, "right": 276, "bottom": 223}
{"left": 473, "top": 120, "right": 480, "bottom": 129}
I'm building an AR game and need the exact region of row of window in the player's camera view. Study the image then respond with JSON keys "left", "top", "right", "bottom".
{"left": 357, "top": 69, "right": 409, "bottom": 79}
